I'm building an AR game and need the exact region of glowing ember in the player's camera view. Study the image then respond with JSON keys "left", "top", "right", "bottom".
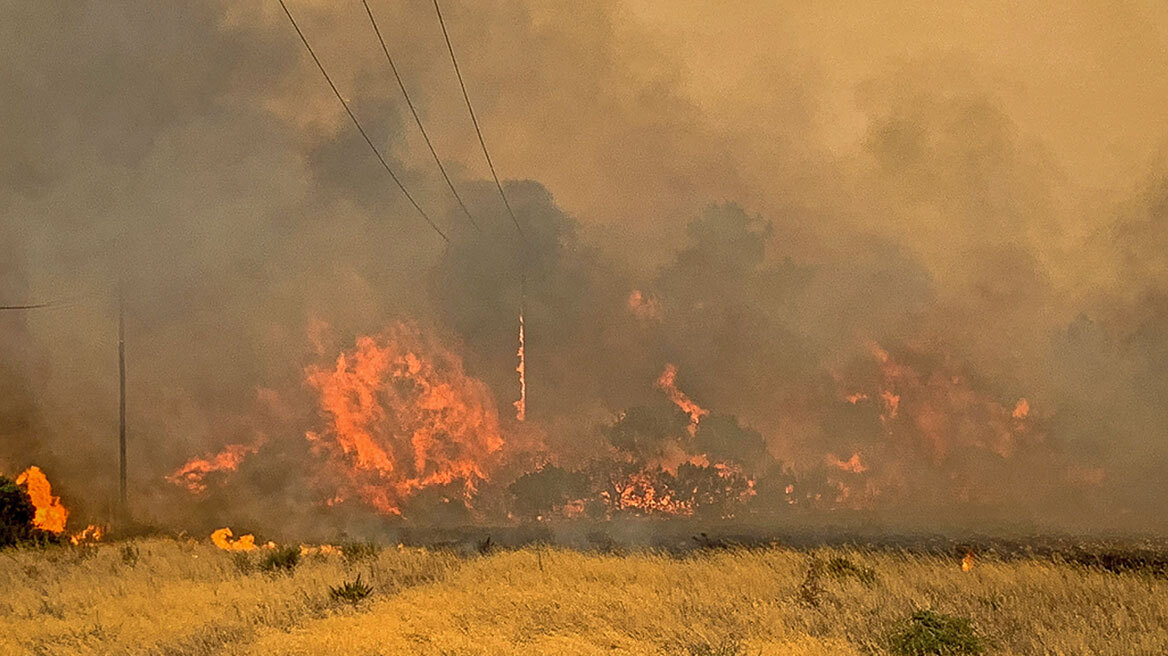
{"left": 167, "top": 440, "right": 264, "bottom": 493}
{"left": 627, "top": 289, "right": 662, "bottom": 320}
{"left": 15, "top": 466, "right": 68, "bottom": 534}
{"left": 827, "top": 452, "right": 868, "bottom": 474}
{"left": 306, "top": 323, "right": 505, "bottom": 517}
{"left": 962, "top": 551, "right": 975, "bottom": 572}
{"left": 656, "top": 363, "right": 708, "bottom": 435}
{"left": 211, "top": 527, "right": 258, "bottom": 552}
{"left": 514, "top": 308, "right": 527, "bottom": 422}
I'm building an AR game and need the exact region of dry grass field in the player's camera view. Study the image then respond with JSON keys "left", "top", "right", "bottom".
{"left": 1, "top": 538, "right": 1166, "bottom": 656}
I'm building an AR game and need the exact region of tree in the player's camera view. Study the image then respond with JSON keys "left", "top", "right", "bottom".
{"left": 0, "top": 474, "right": 36, "bottom": 547}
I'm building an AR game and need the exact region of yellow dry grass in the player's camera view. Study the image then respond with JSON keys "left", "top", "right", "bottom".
{"left": 1, "top": 539, "right": 1165, "bottom": 655}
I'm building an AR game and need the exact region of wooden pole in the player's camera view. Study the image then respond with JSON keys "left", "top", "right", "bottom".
{"left": 118, "top": 285, "right": 127, "bottom": 518}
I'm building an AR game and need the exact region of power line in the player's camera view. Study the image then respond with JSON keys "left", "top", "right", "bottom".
{"left": 277, "top": 0, "right": 450, "bottom": 243}
{"left": 432, "top": 0, "right": 524, "bottom": 239}
{"left": 0, "top": 293, "right": 96, "bottom": 311}
{"left": 362, "top": 0, "right": 479, "bottom": 233}
{"left": 431, "top": 0, "right": 531, "bottom": 423}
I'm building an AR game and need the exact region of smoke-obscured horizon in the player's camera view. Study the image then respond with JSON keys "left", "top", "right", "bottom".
{"left": 4, "top": 0, "right": 1168, "bottom": 536}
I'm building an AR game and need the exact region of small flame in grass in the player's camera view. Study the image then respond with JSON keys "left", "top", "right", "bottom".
{"left": 211, "top": 527, "right": 258, "bottom": 552}
{"left": 514, "top": 308, "right": 527, "bottom": 422}
{"left": 300, "top": 544, "right": 342, "bottom": 557}
{"left": 656, "top": 363, "right": 708, "bottom": 435}
{"left": 70, "top": 525, "right": 105, "bottom": 545}
{"left": 1012, "top": 398, "right": 1030, "bottom": 419}
{"left": 962, "top": 551, "right": 975, "bottom": 572}
{"left": 16, "top": 466, "right": 69, "bottom": 534}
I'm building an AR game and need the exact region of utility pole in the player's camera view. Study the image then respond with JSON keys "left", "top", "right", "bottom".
{"left": 118, "top": 284, "right": 127, "bottom": 519}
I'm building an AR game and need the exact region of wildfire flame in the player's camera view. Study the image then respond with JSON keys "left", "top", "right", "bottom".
{"left": 211, "top": 527, "right": 258, "bottom": 552}
{"left": 306, "top": 323, "right": 505, "bottom": 516}
{"left": 515, "top": 308, "right": 526, "bottom": 422}
{"left": 16, "top": 466, "right": 68, "bottom": 534}
{"left": 300, "top": 544, "right": 342, "bottom": 557}
{"left": 70, "top": 524, "right": 105, "bottom": 545}
{"left": 656, "top": 363, "right": 708, "bottom": 435}
{"left": 627, "top": 289, "right": 662, "bottom": 321}
{"left": 962, "top": 551, "right": 975, "bottom": 572}
{"left": 166, "top": 440, "right": 264, "bottom": 493}
{"left": 827, "top": 452, "right": 868, "bottom": 474}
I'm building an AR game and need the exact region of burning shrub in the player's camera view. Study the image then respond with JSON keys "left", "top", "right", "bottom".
{"left": 329, "top": 573, "right": 374, "bottom": 605}
{"left": 604, "top": 405, "right": 685, "bottom": 458}
{"left": 304, "top": 324, "right": 505, "bottom": 519}
{"left": 693, "top": 414, "right": 769, "bottom": 474}
{"left": 508, "top": 465, "right": 589, "bottom": 519}
{"left": 0, "top": 475, "right": 36, "bottom": 547}
{"left": 259, "top": 545, "right": 300, "bottom": 574}
{"left": 0, "top": 474, "right": 61, "bottom": 547}
{"left": 888, "top": 609, "right": 984, "bottom": 656}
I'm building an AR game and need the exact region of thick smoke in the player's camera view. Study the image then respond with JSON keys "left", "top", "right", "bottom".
{"left": 2, "top": 0, "right": 1168, "bottom": 535}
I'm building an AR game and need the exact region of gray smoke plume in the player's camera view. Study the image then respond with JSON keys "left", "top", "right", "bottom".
{"left": 3, "top": 0, "right": 1168, "bottom": 535}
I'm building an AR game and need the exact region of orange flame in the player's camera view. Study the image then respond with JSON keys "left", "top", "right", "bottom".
{"left": 514, "top": 308, "right": 527, "bottom": 422}
{"left": 656, "top": 363, "right": 708, "bottom": 435}
{"left": 299, "top": 544, "right": 342, "bottom": 557}
{"left": 627, "top": 289, "right": 662, "bottom": 320}
{"left": 70, "top": 524, "right": 105, "bottom": 545}
{"left": 827, "top": 452, "right": 868, "bottom": 474}
{"left": 211, "top": 527, "right": 257, "bottom": 552}
{"left": 306, "top": 323, "right": 505, "bottom": 516}
{"left": 16, "top": 466, "right": 68, "bottom": 534}
{"left": 1012, "top": 398, "right": 1030, "bottom": 419}
{"left": 962, "top": 551, "right": 975, "bottom": 572}
{"left": 167, "top": 440, "right": 264, "bottom": 493}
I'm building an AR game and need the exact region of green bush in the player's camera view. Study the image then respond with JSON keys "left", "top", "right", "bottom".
{"left": 889, "top": 609, "right": 984, "bottom": 655}
{"left": 0, "top": 475, "right": 61, "bottom": 548}
{"left": 824, "top": 556, "right": 878, "bottom": 585}
{"left": 259, "top": 545, "right": 300, "bottom": 574}
{"left": 0, "top": 475, "right": 37, "bottom": 547}
{"left": 329, "top": 573, "right": 374, "bottom": 604}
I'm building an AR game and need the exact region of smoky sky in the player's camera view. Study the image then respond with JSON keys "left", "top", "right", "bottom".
{"left": 3, "top": 0, "right": 1168, "bottom": 533}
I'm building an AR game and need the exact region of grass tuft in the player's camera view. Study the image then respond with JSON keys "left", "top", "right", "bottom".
{"left": 673, "top": 636, "right": 749, "bottom": 656}
{"left": 824, "top": 556, "right": 878, "bottom": 585}
{"left": 329, "top": 573, "right": 374, "bottom": 605}
{"left": 340, "top": 541, "right": 380, "bottom": 565}
{"left": 888, "top": 609, "right": 984, "bottom": 655}
{"left": 120, "top": 544, "right": 140, "bottom": 567}
{"left": 259, "top": 545, "right": 300, "bottom": 574}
